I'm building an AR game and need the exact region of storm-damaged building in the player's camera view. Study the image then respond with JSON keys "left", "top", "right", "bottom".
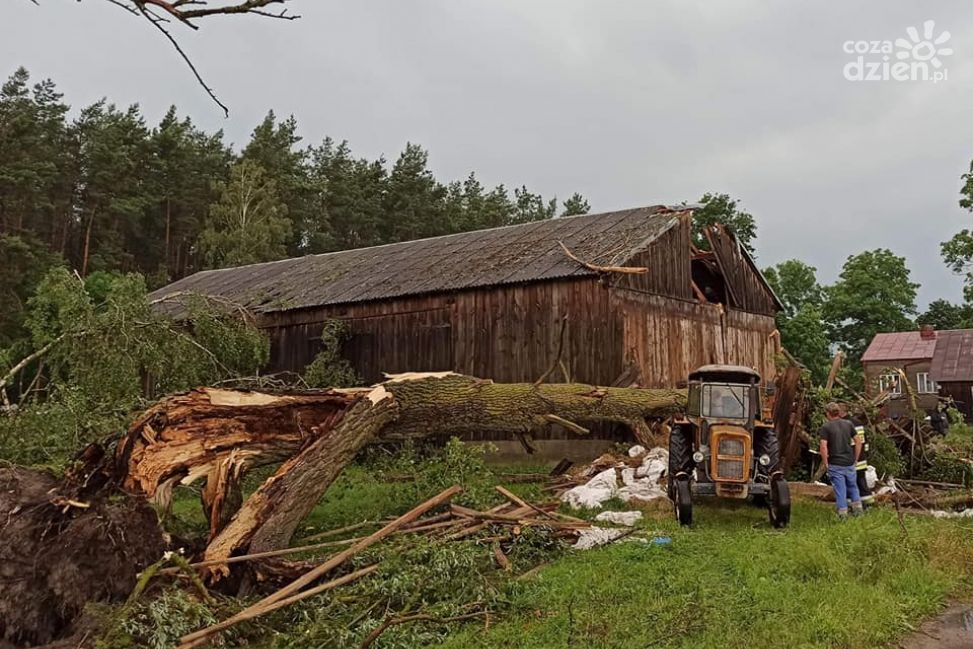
{"left": 152, "top": 205, "right": 783, "bottom": 389}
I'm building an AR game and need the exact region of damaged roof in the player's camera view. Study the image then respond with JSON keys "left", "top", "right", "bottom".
{"left": 930, "top": 329, "right": 973, "bottom": 382}
{"left": 151, "top": 205, "right": 685, "bottom": 313}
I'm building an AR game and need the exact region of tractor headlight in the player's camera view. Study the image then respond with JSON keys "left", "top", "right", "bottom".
{"left": 692, "top": 451, "right": 705, "bottom": 463}
{"left": 758, "top": 454, "right": 771, "bottom": 467}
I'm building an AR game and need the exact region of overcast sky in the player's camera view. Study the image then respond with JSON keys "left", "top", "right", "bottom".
{"left": 3, "top": 1, "right": 972, "bottom": 308}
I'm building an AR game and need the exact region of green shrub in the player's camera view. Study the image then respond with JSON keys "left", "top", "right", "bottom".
{"left": 918, "top": 453, "right": 973, "bottom": 486}
{"left": 302, "top": 319, "right": 359, "bottom": 388}
{"left": 868, "top": 431, "right": 906, "bottom": 479}
{"left": 0, "top": 268, "right": 269, "bottom": 467}
{"left": 414, "top": 437, "right": 499, "bottom": 509}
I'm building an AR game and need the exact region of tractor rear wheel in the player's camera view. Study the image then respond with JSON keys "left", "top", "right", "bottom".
{"left": 755, "top": 427, "right": 781, "bottom": 475}
{"left": 768, "top": 475, "right": 791, "bottom": 529}
{"left": 673, "top": 476, "right": 693, "bottom": 526}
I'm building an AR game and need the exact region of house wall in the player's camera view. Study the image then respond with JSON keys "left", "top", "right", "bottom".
{"left": 863, "top": 359, "right": 940, "bottom": 417}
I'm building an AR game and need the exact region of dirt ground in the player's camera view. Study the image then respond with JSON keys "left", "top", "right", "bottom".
{"left": 0, "top": 467, "right": 165, "bottom": 647}
{"left": 898, "top": 601, "right": 973, "bottom": 649}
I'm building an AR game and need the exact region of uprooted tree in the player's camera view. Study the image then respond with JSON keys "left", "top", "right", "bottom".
{"left": 0, "top": 372, "right": 684, "bottom": 644}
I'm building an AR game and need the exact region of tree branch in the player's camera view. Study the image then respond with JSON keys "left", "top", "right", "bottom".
{"left": 0, "top": 335, "right": 64, "bottom": 392}
{"left": 558, "top": 241, "right": 649, "bottom": 274}
{"left": 136, "top": 5, "right": 231, "bottom": 117}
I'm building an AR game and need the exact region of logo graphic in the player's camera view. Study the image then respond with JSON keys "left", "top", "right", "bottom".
{"left": 843, "top": 20, "right": 952, "bottom": 82}
{"left": 896, "top": 21, "right": 953, "bottom": 68}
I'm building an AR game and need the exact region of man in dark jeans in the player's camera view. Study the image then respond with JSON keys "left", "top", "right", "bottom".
{"left": 838, "top": 402, "right": 874, "bottom": 507}
{"left": 819, "top": 402, "right": 863, "bottom": 519}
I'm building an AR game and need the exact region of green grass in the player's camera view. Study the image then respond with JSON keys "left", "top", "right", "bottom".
{"left": 436, "top": 500, "right": 973, "bottom": 649}
{"left": 162, "top": 450, "right": 973, "bottom": 649}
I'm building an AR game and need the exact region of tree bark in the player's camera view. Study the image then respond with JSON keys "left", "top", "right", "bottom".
{"left": 119, "top": 373, "right": 686, "bottom": 577}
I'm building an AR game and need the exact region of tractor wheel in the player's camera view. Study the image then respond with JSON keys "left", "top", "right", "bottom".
{"left": 673, "top": 476, "right": 693, "bottom": 526}
{"left": 667, "top": 425, "right": 693, "bottom": 499}
{"left": 755, "top": 428, "right": 782, "bottom": 475}
{"left": 768, "top": 475, "right": 791, "bottom": 529}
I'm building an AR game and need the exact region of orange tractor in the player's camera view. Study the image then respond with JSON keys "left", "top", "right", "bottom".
{"left": 667, "top": 364, "right": 790, "bottom": 528}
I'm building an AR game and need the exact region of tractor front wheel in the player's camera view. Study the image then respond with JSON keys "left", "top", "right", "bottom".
{"left": 673, "top": 476, "right": 693, "bottom": 526}
{"left": 667, "top": 425, "right": 693, "bottom": 500}
{"left": 768, "top": 475, "right": 791, "bottom": 529}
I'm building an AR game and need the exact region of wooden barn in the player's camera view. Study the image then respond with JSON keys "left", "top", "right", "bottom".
{"left": 152, "top": 205, "right": 782, "bottom": 391}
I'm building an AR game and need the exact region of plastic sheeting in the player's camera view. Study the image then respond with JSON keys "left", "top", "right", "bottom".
{"left": 572, "top": 526, "right": 630, "bottom": 549}
{"left": 594, "top": 510, "right": 644, "bottom": 526}
{"left": 561, "top": 447, "right": 669, "bottom": 510}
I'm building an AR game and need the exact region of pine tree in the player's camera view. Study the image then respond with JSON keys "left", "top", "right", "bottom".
{"left": 73, "top": 100, "right": 154, "bottom": 276}
{"left": 0, "top": 68, "right": 71, "bottom": 244}
{"left": 561, "top": 192, "right": 590, "bottom": 216}
{"left": 149, "top": 107, "right": 231, "bottom": 283}
{"left": 382, "top": 143, "right": 446, "bottom": 242}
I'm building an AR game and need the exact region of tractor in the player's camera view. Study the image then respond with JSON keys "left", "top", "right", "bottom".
{"left": 667, "top": 364, "right": 790, "bottom": 528}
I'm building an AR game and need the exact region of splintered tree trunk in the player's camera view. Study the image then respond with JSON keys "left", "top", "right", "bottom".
{"left": 120, "top": 373, "right": 686, "bottom": 578}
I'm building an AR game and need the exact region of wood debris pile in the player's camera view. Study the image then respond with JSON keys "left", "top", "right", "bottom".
{"left": 175, "top": 484, "right": 590, "bottom": 648}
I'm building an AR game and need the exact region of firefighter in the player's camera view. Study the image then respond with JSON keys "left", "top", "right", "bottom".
{"left": 838, "top": 402, "right": 874, "bottom": 507}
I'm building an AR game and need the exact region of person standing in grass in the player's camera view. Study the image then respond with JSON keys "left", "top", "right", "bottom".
{"left": 838, "top": 402, "right": 874, "bottom": 507}
{"left": 819, "top": 402, "right": 863, "bottom": 519}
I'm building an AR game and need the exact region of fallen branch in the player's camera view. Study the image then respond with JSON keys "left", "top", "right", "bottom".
{"left": 180, "top": 486, "right": 462, "bottom": 647}
{"left": 558, "top": 241, "right": 649, "bottom": 274}
{"left": 177, "top": 563, "right": 380, "bottom": 649}
{"left": 359, "top": 611, "right": 488, "bottom": 649}
{"left": 0, "top": 334, "right": 64, "bottom": 391}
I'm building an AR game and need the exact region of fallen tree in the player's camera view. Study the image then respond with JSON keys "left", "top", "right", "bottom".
{"left": 116, "top": 372, "right": 686, "bottom": 578}
{"left": 1, "top": 372, "right": 685, "bottom": 644}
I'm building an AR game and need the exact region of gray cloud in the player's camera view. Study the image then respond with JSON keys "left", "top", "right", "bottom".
{"left": 2, "top": 0, "right": 971, "bottom": 307}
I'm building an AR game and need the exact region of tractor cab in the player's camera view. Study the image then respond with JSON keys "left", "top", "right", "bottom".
{"left": 687, "top": 365, "right": 761, "bottom": 431}
{"left": 669, "top": 364, "right": 790, "bottom": 528}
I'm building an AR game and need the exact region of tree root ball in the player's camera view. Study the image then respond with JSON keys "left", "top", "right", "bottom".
{"left": 0, "top": 467, "right": 165, "bottom": 647}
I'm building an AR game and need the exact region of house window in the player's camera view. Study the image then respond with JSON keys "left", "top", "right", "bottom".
{"left": 878, "top": 373, "right": 902, "bottom": 395}
{"left": 916, "top": 372, "right": 939, "bottom": 394}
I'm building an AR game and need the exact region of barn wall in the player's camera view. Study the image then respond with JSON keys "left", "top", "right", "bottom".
{"left": 261, "top": 278, "right": 624, "bottom": 385}
{"left": 263, "top": 295, "right": 456, "bottom": 382}
{"left": 614, "top": 213, "right": 693, "bottom": 301}
{"left": 450, "top": 278, "right": 622, "bottom": 384}
{"left": 610, "top": 288, "right": 777, "bottom": 387}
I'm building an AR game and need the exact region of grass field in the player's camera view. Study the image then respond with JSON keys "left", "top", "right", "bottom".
{"left": 161, "top": 452, "right": 973, "bottom": 649}
{"left": 436, "top": 500, "right": 973, "bottom": 649}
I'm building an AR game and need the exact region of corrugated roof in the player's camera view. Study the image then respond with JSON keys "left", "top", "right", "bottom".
{"left": 861, "top": 331, "right": 938, "bottom": 363}
{"left": 930, "top": 329, "right": 973, "bottom": 382}
{"left": 151, "top": 205, "right": 683, "bottom": 313}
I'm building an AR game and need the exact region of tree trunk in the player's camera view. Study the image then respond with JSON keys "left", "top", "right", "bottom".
{"left": 81, "top": 208, "right": 95, "bottom": 276}
{"left": 119, "top": 373, "right": 686, "bottom": 578}
{"left": 164, "top": 198, "right": 172, "bottom": 278}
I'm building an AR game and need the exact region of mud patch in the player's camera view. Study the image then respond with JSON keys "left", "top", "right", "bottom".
{"left": 0, "top": 467, "right": 165, "bottom": 647}
{"left": 898, "top": 601, "right": 973, "bottom": 649}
